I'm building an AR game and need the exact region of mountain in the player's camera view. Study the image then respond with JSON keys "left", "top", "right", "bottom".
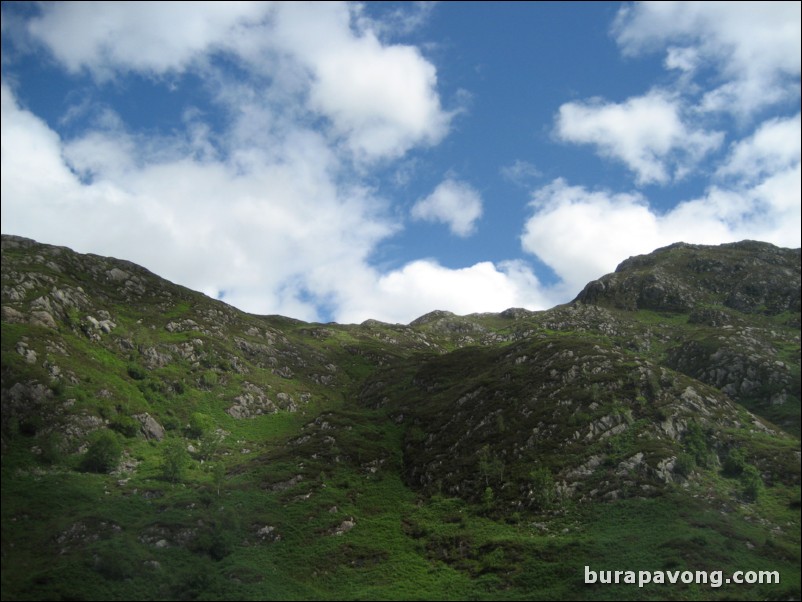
{"left": 1, "top": 234, "right": 800, "bottom": 601}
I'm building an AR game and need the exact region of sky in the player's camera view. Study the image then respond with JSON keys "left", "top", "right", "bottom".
{"left": 1, "top": 1, "right": 800, "bottom": 324}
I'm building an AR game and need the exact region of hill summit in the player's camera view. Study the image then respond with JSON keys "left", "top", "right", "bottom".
{"left": 2, "top": 235, "right": 800, "bottom": 600}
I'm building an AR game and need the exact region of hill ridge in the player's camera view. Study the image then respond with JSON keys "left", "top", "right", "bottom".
{"left": 2, "top": 233, "right": 799, "bottom": 600}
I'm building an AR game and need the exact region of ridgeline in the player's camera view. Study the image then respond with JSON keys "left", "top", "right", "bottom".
{"left": 2, "top": 235, "right": 799, "bottom": 600}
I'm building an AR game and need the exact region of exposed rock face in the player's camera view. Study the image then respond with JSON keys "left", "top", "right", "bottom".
{"left": 134, "top": 413, "right": 165, "bottom": 441}
{"left": 1, "top": 234, "right": 799, "bottom": 508}
{"left": 361, "top": 333, "right": 778, "bottom": 503}
{"left": 227, "top": 382, "right": 277, "bottom": 419}
{"left": 330, "top": 518, "right": 356, "bottom": 536}
{"left": 2, "top": 381, "right": 54, "bottom": 423}
{"left": 666, "top": 335, "right": 795, "bottom": 410}
{"left": 575, "top": 241, "right": 801, "bottom": 315}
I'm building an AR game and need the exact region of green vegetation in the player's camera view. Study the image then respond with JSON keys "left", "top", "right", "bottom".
{"left": 81, "top": 431, "right": 123, "bottom": 473}
{"left": 529, "top": 467, "right": 556, "bottom": 510}
{"left": 1, "top": 236, "right": 799, "bottom": 600}
{"left": 723, "top": 448, "right": 748, "bottom": 477}
{"left": 161, "top": 438, "right": 190, "bottom": 483}
{"left": 740, "top": 464, "right": 764, "bottom": 502}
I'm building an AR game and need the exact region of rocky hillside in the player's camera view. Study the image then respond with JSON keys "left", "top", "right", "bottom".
{"left": 574, "top": 241, "right": 800, "bottom": 435}
{"left": 1, "top": 235, "right": 800, "bottom": 601}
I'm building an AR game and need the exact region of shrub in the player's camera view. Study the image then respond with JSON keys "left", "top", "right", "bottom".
{"left": 81, "top": 431, "right": 122, "bottom": 473}
{"left": 674, "top": 452, "right": 696, "bottom": 477}
{"left": 740, "top": 464, "right": 764, "bottom": 502}
{"left": 200, "top": 370, "right": 218, "bottom": 388}
{"left": 197, "top": 431, "right": 223, "bottom": 462}
{"left": 789, "top": 486, "right": 801, "bottom": 509}
{"left": 407, "top": 426, "right": 426, "bottom": 444}
{"left": 162, "top": 438, "right": 189, "bottom": 483}
{"left": 482, "top": 486, "right": 495, "bottom": 511}
{"left": 191, "top": 509, "right": 239, "bottom": 560}
{"left": 186, "top": 412, "right": 212, "bottom": 439}
{"left": 50, "top": 379, "right": 66, "bottom": 397}
{"left": 683, "top": 422, "right": 714, "bottom": 468}
{"left": 722, "top": 448, "right": 747, "bottom": 477}
{"left": 478, "top": 445, "right": 504, "bottom": 487}
{"left": 38, "top": 433, "right": 64, "bottom": 465}
{"left": 529, "top": 467, "right": 556, "bottom": 510}
{"left": 66, "top": 307, "right": 81, "bottom": 330}
{"left": 110, "top": 414, "right": 140, "bottom": 438}
{"left": 95, "top": 555, "right": 132, "bottom": 580}
{"left": 126, "top": 363, "right": 147, "bottom": 381}
{"left": 212, "top": 462, "right": 226, "bottom": 496}
{"left": 162, "top": 414, "right": 180, "bottom": 432}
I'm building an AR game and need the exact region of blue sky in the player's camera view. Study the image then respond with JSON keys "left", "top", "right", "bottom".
{"left": 2, "top": 1, "right": 800, "bottom": 323}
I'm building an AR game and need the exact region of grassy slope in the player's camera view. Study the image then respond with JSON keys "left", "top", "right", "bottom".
{"left": 1, "top": 237, "right": 799, "bottom": 600}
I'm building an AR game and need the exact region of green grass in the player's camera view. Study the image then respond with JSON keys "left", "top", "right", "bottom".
{"left": 2, "top": 236, "right": 800, "bottom": 600}
{"left": 2, "top": 392, "right": 799, "bottom": 601}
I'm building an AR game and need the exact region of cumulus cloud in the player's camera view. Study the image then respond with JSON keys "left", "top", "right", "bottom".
{"left": 353, "top": 1, "right": 437, "bottom": 40}
{"left": 522, "top": 147, "right": 800, "bottom": 297}
{"left": 717, "top": 113, "right": 801, "bottom": 182}
{"left": 613, "top": 1, "right": 801, "bottom": 116}
{"left": 534, "top": 2, "right": 800, "bottom": 296}
{"left": 26, "top": 1, "right": 270, "bottom": 78}
{"left": 7, "top": 2, "right": 799, "bottom": 327}
{"left": 521, "top": 180, "right": 659, "bottom": 295}
{"left": 1, "top": 79, "right": 543, "bottom": 325}
{"left": 0, "top": 1, "right": 492, "bottom": 325}
{"left": 411, "top": 178, "right": 484, "bottom": 237}
{"left": 330, "top": 259, "right": 548, "bottom": 325}
{"left": 25, "top": 1, "right": 453, "bottom": 162}
{"left": 0, "top": 80, "right": 393, "bottom": 321}
{"left": 261, "top": 2, "right": 452, "bottom": 160}
{"left": 555, "top": 91, "right": 723, "bottom": 185}
{"left": 558, "top": 4, "right": 799, "bottom": 189}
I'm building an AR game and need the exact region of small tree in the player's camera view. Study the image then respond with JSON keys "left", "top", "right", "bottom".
{"left": 186, "top": 412, "right": 212, "bottom": 439}
{"left": 740, "top": 464, "right": 764, "bottom": 502}
{"left": 197, "top": 430, "right": 224, "bottom": 462}
{"left": 162, "top": 438, "right": 189, "bottom": 483}
{"left": 478, "top": 444, "right": 504, "bottom": 487}
{"left": 212, "top": 463, "right": 226, "bottom": 496}
{"left": 722, "top": 448, "right": 747, "bottom": 477}
{"left": 674, "top": 452, "right": 696, "bottom": 477}
{"left": 38, "top": 432, "right": 64, "bottom": 466}
{"left": 482, "top": 486, "right": 495, "bottom": 512}
{"left": 81, "top": 431, "right": 122, "bottom": 473}
{"left": 529, "top": 467, "right": 556, "bottom": 510}
{"left": 684, "top": 422, "right": 713, "bottom": 468}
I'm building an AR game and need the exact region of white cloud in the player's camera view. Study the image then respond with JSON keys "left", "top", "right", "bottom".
{"left": 521, "top": 180, "right": 660, "bottom": 295}
{"left": 555, "top": 90, "right": 723, "bottom": 185}
{"left": 330, "top": 259, "right": 548, "bottom": 325}
{"left": 1, "top": 81, "right": 550, "bottom": 325}
{"left": 532, "top": 2, "right": 800, "bottom": 295}
{"left": 25, "top": 1, "right": 452, "bottom": 162}
{"left": 411, "top": 178, "right": 483, "bottom": 237}
{"left": 8, "top": 2, "right": 799, "bottom": 329}
{"left": 4, "top": 2, "right": 490, "bottom": 325}
{"left": 664, "top": 46, "right": 699, "bottom": 73}
{"left": 500, "top": 159, "right": 542, "bottom": 186}
{"left": 353, "top": 1, "right": 437, "bottom": 40}
{"left": 521, "top": 165, "right": 800, "bottom": 296}
{"left": 26, "top": 1, "right": 270, "bottom": 78}
{"left": 266, "top": 2, "right": 451, "bottom": 160}
{"left": 0, "top": 80, "right": 392, "bottom": 321}
{"left": 717, "top": 113, "right": 801, "bottom": 182}
{"left": 613, "top": 2, "right": 801, "bottom": 116}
